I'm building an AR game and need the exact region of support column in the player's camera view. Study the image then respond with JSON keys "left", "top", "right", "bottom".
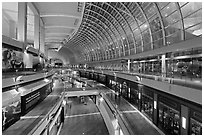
{"left": 18, "top": 2, "right": 33, "bottom": 68}
{"left": 40, "top": 26, "right": 45, "bottom": 54}
{"left": 34, "top": 15, "right": 40, "bottom": 50}
{"left": 17, "top": 2, "right": 27, "bottom": 46}
{"left": 153, "top": 93, "right": 158, "bottom": 125}
{"left": 161, "top": 54, "right": 166, "bottom": 78}
{"left": 181, "top": 105, "right": 189, "bottom": 135}
{"left": 127, "top": 59, "right": 131, "bottom": 72}
{"left": 9, "top": 20, "right": 16, "bottom": 39}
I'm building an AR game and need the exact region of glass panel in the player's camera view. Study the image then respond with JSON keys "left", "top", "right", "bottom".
{"left": 152, "top": 30, "right": 163, "bottom": 41}
{"left": 140, "top": 23, "right": 149, "bottom": 32}
{"left": 133, "top": 28, "right": 141, "bottom": 36}
{"left": 185, "top": 23, "right": 202, "bottom": 40}
{"left": 142, "top": 95, "right": 153, "bottom": 120}
{"left": 150, "top": 16, "right": 162, "bottom": 33}
{"left": 143, "top": 43, "right": 151, "bottom": 52}
{"left": 183, "top": 9, "right": 202, "bottom": 38}
{"left": 165, "top": 21, "right": 182, "bottom": 37}
{"left": 166, "top": 30, "right": 182, "bottom": 45}
{"left": 136, "top": 13, "right": 146, "bottom": 25}
{"left": 160, "top": 3, "right": 177, "bottom": 18}
{"left": 130, "top": 88, "right": 140, "bottom": 109}
{"left": 142, "top": 29, "right": 151, "bottom": 45}
{"left": 144, "top": 3, "right": 157, "bottom": 19}
{"left": 157, "top": 2, "right": 170, "bottom": 10}
{"left": 127, "top": 34, "right": 134, "bottom": 49}
{"left": 135, "top": 37, "right": 142, "bottom": 47}
{"left": 158, "top": 102, "right": 180, "bottom": 135}
{"left": 153, "top": 38, "right": 163, "bottom": 49}
{"left": 27, "top": 6, "right": 34, "bottom": 44}
{"left": 181, "top": 2, "right": 202, "bottom": 18}
{"left": 130, "top": 48, "right": 135, "bottom": 55}
{"left": 136, "top": 46, "right": 143, "bottom": 54}
{"left": 179, "top": 2, "right": 188, "bottom": 7}
{"left": 190, "top": 118, "right": 202, "bottom": 135}
{"left": 2, "top": 2, "right": 18, "bottom": 39}
{"left": 118, "top": 40, "right": 124, "bottom": 53}
{"left": 123, "top": 38, "right": 129, "bottom": 52}
{"left": 164, "top": 11, "right": 181, "bottom": 27}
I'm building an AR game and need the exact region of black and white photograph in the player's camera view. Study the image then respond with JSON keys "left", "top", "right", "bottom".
{"left": 1, "top": 1, "right": 202, "bottom": 135}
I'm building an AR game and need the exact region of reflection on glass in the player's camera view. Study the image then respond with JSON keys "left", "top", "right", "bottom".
{"left": 158, "top": 102, "right": 180, "bottom": 135}
{"left": 142, "top": 94, "right": 153, "bottom": 120}
{"left": 130, "top": 89, "right": 139, "bottom": 108}
{"left": 190, "top": 118, "right": 202, "bottom": 135}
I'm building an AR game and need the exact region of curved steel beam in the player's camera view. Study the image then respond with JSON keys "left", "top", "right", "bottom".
{"left": 81, "top": 22, "right": 111, "bottom": 59}
{"left": 175, "top": 2, "right": 185, "bottom": 40}
{"left": 70, "top": 23, "right": 103, "bottom": 61}
{"left": 76, "top": 28, "right": 106, "bottom": 60}
{"left": 86, "top": 9, "right": 123, "bottom": 57}
{"left": 84, "top": 14, "right": 120, "bottom": 58}
{"left": 90, "top": 3, "right": 127, "bottom": 57}
{"left": 121, "top": 2, "right": 144, "bottom": 53}
{"left": 84, "top": 17, "right": 117, "bottom": 59}
{"left": 106, "top": 2, "right": 137, "bottom": 56}
{"left": 76, "top": 24, "right": 108, "bottom": 60}
{"left": 74, "top": 35, "right": 99, "bottom": 61}
{"left": 73, "top": 25, "right": 107, "bottom": 60}
{"left": 85, "top": 10, "right": 122, "bottom": 58}
{"left": 136, "top": 3, "right": 154, "bottom": 50}
{"left": 154, "top": 3, "right": 167, "bottom": 46}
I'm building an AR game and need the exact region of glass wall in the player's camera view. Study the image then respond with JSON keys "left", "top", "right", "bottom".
{"left": 141, "top": 87, "right": 154, "bottom": 120}
{"left": 69, "top": 2, "right": 202, "bottom": 62}
{"left": 158, "top": 102, "right": 180, "bottom": 135}
{"left": 158, "top": 96, "right": 180, "bottom": 135}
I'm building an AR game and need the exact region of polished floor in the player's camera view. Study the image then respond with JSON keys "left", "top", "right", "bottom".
{"left": 59, "top": 96, "right": 109, "bottom": 135}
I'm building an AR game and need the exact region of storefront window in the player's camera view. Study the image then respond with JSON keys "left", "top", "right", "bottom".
{"left": 158, "top": 102, "right": 180, "bottom": 135}
{"left": 121, "top": 82, "right": 128, "bottom": 99}
{"left": 142, "top": 94, "right": 153, "bottom": 120}
{"left": 130, "top": 88, "right": 139, "bottom": 109}
{"left": 190, "top": 118, "right": 202, "bottom": 135}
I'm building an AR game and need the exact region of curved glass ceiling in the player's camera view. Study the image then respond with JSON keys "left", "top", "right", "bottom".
{"left": 65, "top": 2, "right": 202, "bottom": 63}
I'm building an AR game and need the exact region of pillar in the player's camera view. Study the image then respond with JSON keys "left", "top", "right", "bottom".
{"left": 40, "top": 26, "right": 45, "bottom": 54}
{"left": 18, "top": 2, "right": 33, "bottom": 68}
{"left": 153, "top": 93, "right": 158, "bottom": 125}
{"left": 17, "top": 2, "right": 27, "bottom": 46}
{"left": 161, "top": 54, "right": 166, "bottom": 77}
{"left": 181, "top": 105, "right": 189, "bottom": 135}
{"left": 127, "top": 59, "right": 131, "bottom": 72}
{"left": 34, "top": 15, "right": 40, "bottom": 50}
{"left": 9, "top": 20, "right": 16, "bottom": 39}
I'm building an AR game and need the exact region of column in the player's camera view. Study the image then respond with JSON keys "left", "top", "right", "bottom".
{"left": 17, "top": 2, "right": 27, "bottom": 46}
{"left": 127, "top": 59, "right": 131, "bottom": 72}
{"left": 180, "top": 105, "right": 189, "bottom": 135}
{"left": 9, "top": 20, "right": 16, "bottom": 39}
{"left": 161, "top": 54, "right": 166, "bottom": 78}
{"left": 34, "top": 15, "right": 40, "bottom": 50}
{"left": 18, "top": 2, "right": 33, "bottom": 68}
{"left": 40, "top": 26, "right": 45, "bottom": 54}
{"left": 153, "top": 93, "right": 158, "bottom": 125}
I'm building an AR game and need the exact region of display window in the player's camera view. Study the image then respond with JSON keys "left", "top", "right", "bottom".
{"left": 189, "top": 109, "right": 202, "bottom": 135}
{"left": 129, "top": 89, "right": 140, "bottom": 109}
{"left": 142, "top": 94, "right": 153, "bottom": 120}
{"left": 121, "top": 82, "right": 128, "bottom": 99}
{"left": 158, "top": 102, "right": 180, "bottom": 135}
{"left": 190, "top": 118, "right": 202, "bottom": 135}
